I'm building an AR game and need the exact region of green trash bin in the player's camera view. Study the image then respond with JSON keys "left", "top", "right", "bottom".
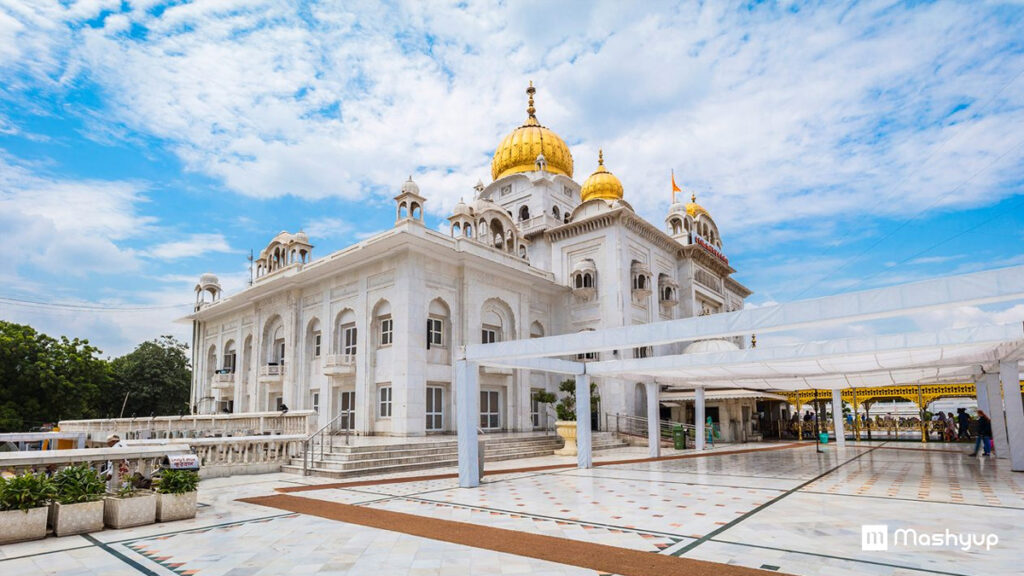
{"left": 819, "top": 432, "right": 829, "bottom": 444}
{"left": 673, "top": 425, "right": 686, "bottom": 450}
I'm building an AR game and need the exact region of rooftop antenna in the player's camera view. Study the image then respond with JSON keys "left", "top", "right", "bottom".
{"left": 247, "top": 249, "right": 254, "bottom": 286}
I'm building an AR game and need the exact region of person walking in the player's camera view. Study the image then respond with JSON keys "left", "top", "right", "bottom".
{"left": 957, "top": 408, "right": 971, "bottom": 439}
{"left": 970, "top": 410, "right": 993, "bottom": 457}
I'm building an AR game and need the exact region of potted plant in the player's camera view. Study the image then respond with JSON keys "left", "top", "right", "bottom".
{"left": 51, "top": 464, "right": 106, "bottom": 536}
{"left": 0, "top": 472, "right": 55, "bottom": 544}
{"left": 539, "top": 380, "right": 599, "bottom": 456}
{"left": 154, "top": 469, "right": 199, "bottom": 522}
{"left": 103, "top": 474, "right": 156, "bottom": 529}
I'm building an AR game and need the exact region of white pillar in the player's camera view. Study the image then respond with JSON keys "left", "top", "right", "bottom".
{"left": 999, "top": 361, "right": 1024, "bottom": 471}
{"left": 975, "top": 377, "right": 990, "bottom": 414}
{"left": 576, "top": 374, "right": 592, "bottom": 469}
{"left": 456, "top": 358, "right": 480, "bottom": 487}
{"left": 646, "top": 381, "right": 661, "bottom": 458}
{"left": 695, "top": 386, "right": 706, "bottom": 451}
{"left": 831, "top": 389, "right": 846, "bottom": 449}
{"left": 983, "top": 373, "right": 1009, "bottom": 460}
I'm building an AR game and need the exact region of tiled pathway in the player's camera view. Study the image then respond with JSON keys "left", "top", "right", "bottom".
{"left": 1, "top": 441, "right": 1019, "bottom": 575}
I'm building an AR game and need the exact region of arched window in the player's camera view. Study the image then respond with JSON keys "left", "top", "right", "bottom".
{"left": 552, "top": 206, "right": 560, "bottom": 220}
{"left": 583, "top": 273, "right": 593, "bottom": 288}
{"left": 452, "top": 222, "right": 461, "bottom": 236}
{"left": 519, "top": 205, "right": 530, "bottom": 221}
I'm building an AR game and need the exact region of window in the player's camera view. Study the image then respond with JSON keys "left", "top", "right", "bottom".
{"left": 314, "top": 333, "right": 321, "bottom": 358}
{"left": 426, "top": 386, "right": 443, "bottom": 431}
{"left": 277, "top": 341, "right": 286, "bottom": 364}
{"left": 343, "top": 325, "right": 357, "bottom": 356}
{"left": 634, "top": 346, "right": 651, "bottom": 359}
{"left": 519, "top": 205, "right": 530, "bottom": 221}
{"left": 576, "top": 351, "right": 597, "bottom": 361}
{"left": 500, "top": 185, "right": 511, "bottom": 197}
{"left": 223, "top": 352, "right": 236, "bottom": 373}
{"left": 378, "top": 386, "right": 392, "bottom": 418}
{"left": 427, "top": 318, "right": 444, "bottom": 348}
{"left": 380, "top": 317, "right": 393, "bottom": 346}
{"left": 552, "top": 205, "right": 560, "bottom": 220}
{"left": 481, "top": 327, "right": 498, "bottom": 344}
{"left": 311, "top": 392, "right": 320, "bottom": 413}
{"left": 531, "top": 390, "right": 541, "bottom": 428}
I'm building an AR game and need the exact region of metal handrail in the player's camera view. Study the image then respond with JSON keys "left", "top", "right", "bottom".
{"left": 607, "top": 412, "right": 695, "bottom": 447}
{"left": 302, "top": 411, "right": 351, "bottom": 476}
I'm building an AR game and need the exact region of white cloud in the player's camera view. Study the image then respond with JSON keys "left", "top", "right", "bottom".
{"left": 3, "top": 0, "right": 1019, "bottom": 241}
{"left": 145, "top": 233, "right": 233, "bottom": 260}
{"left": 302, "top": 217, "right": 350, "bottom": 241}
{"left": 0, "top": 155, "right": 152, "bottom": 276}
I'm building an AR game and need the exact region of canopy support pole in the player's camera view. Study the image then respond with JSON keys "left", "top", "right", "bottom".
{"left": 576, "top": 374, "right": 592, "bottom": 469}
{"left": 832, "top": 389, "right": 846, "bottom": 449}
{"left": 456, "top": 358, "right": 480, "bottom": 488}
{"left": 999, "top": 361, "right": 1024, "bottom": 471}
{"left": 646, "top": 381, "right": 661, "bottom": 458}
{"left": 695, "top": 386, "right": 706, "bottom": 451}
{"left": 983, "top": 372, "right": 1009, "bottom": 460}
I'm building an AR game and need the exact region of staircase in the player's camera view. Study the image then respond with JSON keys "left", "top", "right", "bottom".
{"left": 284, "top": 434, "right": 565, "bottom": 479}
{"left": 592, "top": 431, "right": 631, "bottom": 452}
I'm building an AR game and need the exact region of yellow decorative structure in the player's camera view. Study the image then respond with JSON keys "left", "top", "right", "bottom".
{"left": 685, "top": 192, "right": 710, "bottom": 218}
{"left": 579, "top": 149, "right": 624, "bottom": 202}
{"left": 783, "top": 382, "right": 1024, "bottom": 442}
{"left": 491, "top": 82, "right": 574, "bottom": 181}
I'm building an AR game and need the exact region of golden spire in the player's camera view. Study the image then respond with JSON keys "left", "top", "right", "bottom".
{"left": 691, "top": 192, "right": 697, "bottom": 203}
{"left": 525, "top": 81, "right": 538, "bottom": 125}
{"left": 598, "top": 148, "right": 604, "bottom": 166}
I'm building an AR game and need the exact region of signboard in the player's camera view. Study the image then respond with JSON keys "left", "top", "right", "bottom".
{"left": 164, "top": 453, "right": 201, "bottom": 470}
{"left": 693, "top": 234, "right": 729, "bottom": 265}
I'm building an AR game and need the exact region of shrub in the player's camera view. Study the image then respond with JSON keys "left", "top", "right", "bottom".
{"left": 0, "top": 472, "right": 55, "bottom": 511}
{"left": 53, "top": 465, "right": 106, "bottom": 504}
{"left": 154, "top": 469, "right": 199, "bottom": 494}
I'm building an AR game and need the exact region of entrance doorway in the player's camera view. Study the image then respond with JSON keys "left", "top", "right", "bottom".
{"left": 338, "top": 391, "right": 355, "bottom": 430}
{"left": 480, "top": 390, "right": 501, "bottom": 430}
{"left": 426, "top": 386, "right": 444, "bottom": 431}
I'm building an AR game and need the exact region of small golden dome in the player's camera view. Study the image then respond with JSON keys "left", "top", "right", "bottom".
{"left": 685, "top": 192, "right": 710, "bottom": 218}
{"left": 491, "top": 83, "right": 574, "bottom": 181}
{"left": 580, "top": 149, "right": 624, "bottom": 202}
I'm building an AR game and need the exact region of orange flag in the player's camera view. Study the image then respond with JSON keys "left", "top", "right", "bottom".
{"left": 671, "top": 169, "right": 681, "bottom": 202}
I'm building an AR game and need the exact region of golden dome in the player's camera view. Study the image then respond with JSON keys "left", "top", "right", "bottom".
{"left": 491, "top": 83, "right": 574, "bottom": 181}
{"left": 685, "top": 192, "right": 710, "bottom": 218}
{"left": 580, "top": 149, "right": 624, "bottom": 202}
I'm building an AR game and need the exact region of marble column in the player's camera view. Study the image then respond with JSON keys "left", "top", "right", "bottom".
{"left": 645, "top": 381, "right": 661, "bottom": 458}
{"left": 999, "top": 361, "right": 1024, "bottom": 471}
{"left": 576, "top": 374, "right": 592, "bottom": 469}
{"left": 456, "top": 358, "right": 480, "bottom": 488}
{"left": 695, "top": 386, "right": 706, "bottom": 451}
{"left": 831, "top": 389, "right": 846, "bottom": 449}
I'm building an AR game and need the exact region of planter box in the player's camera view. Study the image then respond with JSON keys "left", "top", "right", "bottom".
{"left": 156, "top": 491, "right": 197, "bottom": 522}
{"left": 51, "top": 500, "right": 104, "bottom": 537}
{"left": 103, "top": 491, "right": 156, "bottom": 529}
{"left": 0, "top": 507, "right": 48, "bottom": 544}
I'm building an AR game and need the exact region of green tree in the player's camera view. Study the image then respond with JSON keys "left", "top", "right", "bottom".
{"left": 553, "top": 379, "right": 600, "bottom": 421}
{"left": 0, "top": 321, "right": 108, "bottom": 432}
{"left": 102, "top": 335, "right": 191, "bottom": 418}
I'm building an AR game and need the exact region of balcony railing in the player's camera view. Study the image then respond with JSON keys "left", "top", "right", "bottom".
{"left": 259, "top": 364, "right": 285, "bottom": 379}
{"left": 323, "top": 354, "right": 356, "bottom": 375}
{"left": 59, "top": 411, "right": 317, "bottom": 442}
{"left": 212, "top": 372, "right": 236, "bottom": 389}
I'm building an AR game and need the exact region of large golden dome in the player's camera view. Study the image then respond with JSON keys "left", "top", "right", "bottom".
{"left": 580, "top": 150, "right": 624, "bottom": 202}
{"left": 491, "top": 83, "right": 574, "bottom": 181}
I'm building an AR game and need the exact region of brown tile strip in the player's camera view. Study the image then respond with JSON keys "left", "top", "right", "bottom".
{"left": 277, "top": 442, "right": 807, "bottom": 493}
{"left": 239, "top": 493, "right": 789, "bottom": 576}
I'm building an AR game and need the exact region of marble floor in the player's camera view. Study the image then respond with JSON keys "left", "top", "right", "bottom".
{"left": 0, "top": 441, "right": 1018, "bottom": 575}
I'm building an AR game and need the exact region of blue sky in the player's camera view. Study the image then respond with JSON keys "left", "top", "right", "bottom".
{"left": 1, "top": 0, "right": 1022, "bottom": 356}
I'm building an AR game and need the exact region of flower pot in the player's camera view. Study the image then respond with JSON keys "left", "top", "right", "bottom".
{"left": 103, "top": 491, "right": 156, "bottom": 529}
{"left": 156, "top": 491, "right": 197, "bottom": 522}
{"left": 554, "top": 420, "right": 578, "bottom": 456}
{"left": 51, "top": 500, "right": 104, "bottom": 537}
{"left": 0, "top": 507, "right": 49, "bottom": 544}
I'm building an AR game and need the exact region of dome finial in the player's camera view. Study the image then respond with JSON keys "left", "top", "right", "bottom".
{"left": 526, "top": 81, "right": 536, "bottom": 119}
{"left": 691, "top": 192, "right": 697, "bottom": 203}
{"left": 598, "top": 148, "right": 604, "bottom": 166}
